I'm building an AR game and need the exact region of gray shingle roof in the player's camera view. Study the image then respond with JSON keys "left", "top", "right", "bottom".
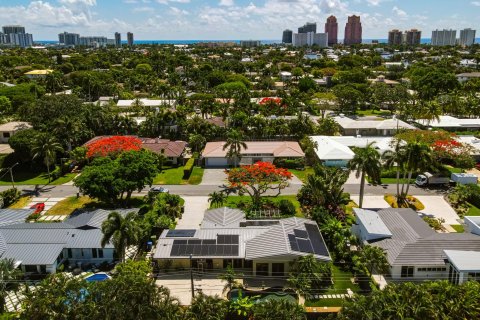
{"left": 65, "top": 209, "right": 137, "bottom": 229}
{"left": 0, "top": 209, "right": 34, "bottom": 226}
{"left": 363, "top": 208, "right": 480, "bottom": 266}
{"left": 201, "top": 207, "right": 246, "bottom": 228}
{"left": 2, "top": 244, "right": 64, "bottom": 265}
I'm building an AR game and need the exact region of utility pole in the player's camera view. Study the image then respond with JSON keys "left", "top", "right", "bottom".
{"left": 9, "top": 163, "right": 19, "bottom": 189}
{"left": 190, "top": 254, "right": 194, "bottom": 298}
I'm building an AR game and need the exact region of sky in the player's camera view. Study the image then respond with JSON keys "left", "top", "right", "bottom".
{"left": 0, "top": 0, "right": 479, "bottom": 40}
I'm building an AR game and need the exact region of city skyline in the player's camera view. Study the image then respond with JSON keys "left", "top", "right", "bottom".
{"left": 0, "top": 1, "right": 479, "bottom": 40}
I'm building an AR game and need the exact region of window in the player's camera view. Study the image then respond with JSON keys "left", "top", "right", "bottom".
{"left": 3, "top": 132, "right": 10, "bottom": 138}
{"left": 98, "top": 249, "right": 104, "bottom": 258}
{"left": 272, "top": 263, "right": 285, "bottom": 276}
{"left": 39, "top": 265, "right": 47, "bottom": 274}
{"left": 24, "top": 265, "right": 37, "bottom": 273}
{"left": 256, "top": 263, "right": 269, "bottom": 276}
{"left": 244, "top": 260, "right": 253, "bottom": 269}
{"left": 67, "top": 248, "right": 72, "bottom": 258}
{"left": 92, "top": 249, "right": 97, "bottom": 258}
{"left": 401, "top": 266, "right": 414, "bottom": 278}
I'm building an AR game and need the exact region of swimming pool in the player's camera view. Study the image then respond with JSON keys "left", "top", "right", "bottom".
{"left": 85, "top": 273, "right": 110, "bottom": 282}
{"left": 229, "top": 288, "right": 297, "bottom": 304}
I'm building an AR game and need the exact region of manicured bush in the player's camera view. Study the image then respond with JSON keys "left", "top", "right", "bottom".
{"left": 274, "top": 158, "right": 305, "bottom": 169}
{"left": 279, "top": 199, "right": 296, "bottom": 216}
{"left": 0, "top": 187, "right": 21, "bottom": 208}
{"left": 183, "top": 158, "right": 195, "bottom": 179}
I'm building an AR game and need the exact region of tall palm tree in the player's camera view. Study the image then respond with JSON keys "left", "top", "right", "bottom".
{"left": 32, "top": 135, "right": 64, "bottom": 182}
{"left": 401, "top": 141, "right": 434, "bottom": 198}
{"left": 349, "top": 142, "right": 382, "bottom": 208}
{"left": 223, "top": 129, "right": 247, "bottom": 167}
{"left": 0, "top": 258, "right": 22, "bottom": 314}
{"left": 101, "top": 211, "right": 140, "bottom": 263}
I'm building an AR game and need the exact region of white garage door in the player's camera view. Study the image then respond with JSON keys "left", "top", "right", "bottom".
{"left": 206, "top": 157, "right": 228, "bottom": 167}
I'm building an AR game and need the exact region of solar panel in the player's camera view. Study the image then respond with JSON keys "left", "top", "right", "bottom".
{"left": 294, "top": 229, "right": 309, "bottom": 239}
{"left": 193, "top": 245, "right": 202, "bottom": 255}
{"left": 288, "top": 234, "right": 299, "bottom": 251}
{"left": 297, "top": 239, "right": 313, "bottom": 253}
{"left": 202, "top": 239, "right": 216, "bottom": 245}
{"left": 166, "top": 230, "right": 196, "bottom": 237}
{"left": 305, "top": 223, "right": 329, "bottom": 256}
{"left": 217, "top": 235, "right": 226, "bottom": 244}
{"left": 173, "top": 239, "right": 187, "bottom": 245}
{"left": 188, "top": 239, "right": 202, "bottom": 245}
{"left": 216, "top": 245, "right": 225, "bottom": 256}
{"left": 171, "top": 244, "right": 180, "bottom": 256}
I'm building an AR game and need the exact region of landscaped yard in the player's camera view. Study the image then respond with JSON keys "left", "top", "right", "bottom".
{"left": 8, "top": 196, "right": 32, "bottom": 209}
{"left": 290, "top": 167, "right": 314, "bottom": 183}
{"left": 384, "top": 194, "right": 425, "bottom": 211}
{"left": 153, "top": 166, "right": 204, "bottom": 185}
{"left": 467, "top": 203, "right": 480, "bottom": 216}
{"left": 220, "top": 195, "right": 303, "bottom": 217}
{"left": 356, "top": 109, "right": 391, "bottom": 117}
{"left": 451, "top": 224, "right": 465, "bottom": 233}
{"left": 46, "top": 196, "right": 144, "bottom": 216}
{"left": 0, "top": 168, "right": 77, "bottom": 186}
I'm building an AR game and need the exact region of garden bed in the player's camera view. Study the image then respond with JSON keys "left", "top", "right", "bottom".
{"left": 384, "top": 194, "right": 425, "bottom": 211}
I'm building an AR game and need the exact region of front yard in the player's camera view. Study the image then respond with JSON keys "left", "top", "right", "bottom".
{"left": 153, "top": 166, "right": 204, "bottom": 185}
{"left": 220, "top": 195, "right": 304, "bottom": 217}
{"left": 0, "top": 167, "right": 76, "bottom": 186}
{"left": 290, "top": 167, "right": 314, "bottom": 183}
{"left": 46, "top": 196, "right": 144, "bottom": 216}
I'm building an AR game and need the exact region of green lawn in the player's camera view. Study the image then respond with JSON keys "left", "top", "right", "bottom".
{"left": 153, "top": 166, "right": 204, "bottom": 185}
{"left": 380, "top": 178, "right": 415, "bottom": 184}
{"left": 0, "top": 168, "right": 77, "bottom": 186}
{"left": 467, "top": 203, "right": 480, "bottom": 216}
{"left": 221, "top": 195, "right": 303, "bottom": 217}
{"left": 451, "top": 224, "right": 465, "bottom": 233}
{"left": 8, "top": 196, "right": 32, "bottom": 209}
{"left": 444, "top": 165, "right": 464, "bottom": 174}
{"left": 356, "top": 109, "right": 391, "bottom": 117}
{"left": 290, "top": 167, "right": 314, "bottom": 183}
{"left": 47, "top": 196, "right": 144, "bottom": 216}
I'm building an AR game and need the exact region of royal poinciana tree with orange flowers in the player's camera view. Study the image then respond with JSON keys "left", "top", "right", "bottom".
{"left": 225, "top": 162, "right": 292, "bottom": 208}
{"left": 86, "top": 136, "right": 142, "bottom": 158}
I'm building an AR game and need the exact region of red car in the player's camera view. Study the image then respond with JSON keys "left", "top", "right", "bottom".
{"left": 30, "top": 203, "right": 45, "bottom": 214}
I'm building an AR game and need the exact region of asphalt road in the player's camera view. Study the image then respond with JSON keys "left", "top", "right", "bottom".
{"left": 0, "top": 183, "right": 443, "bottom": 198}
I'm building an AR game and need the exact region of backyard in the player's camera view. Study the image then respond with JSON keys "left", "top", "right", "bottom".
{"left": 220, "top": 195, "right": 303, "bottom": 217}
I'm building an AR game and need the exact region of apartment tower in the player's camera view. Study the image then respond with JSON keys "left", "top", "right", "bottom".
{"left": 325, "top": 16, "right": 338, "bottom": 46}
{"left": 344, "top": 15, "right": 362, "bottom": 45}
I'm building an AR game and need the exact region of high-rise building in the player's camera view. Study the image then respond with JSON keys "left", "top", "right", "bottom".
{"left": 293, "top": 32, "right": 328, "bottom": 47}
{"left": 388, "top": 29, "right": 403, "bottom": 45}
{"left": 79, "top": 36, "right": 108, "bottom": 48}
{"left": 298, "top": 22, "right": 317, "bottom": 34}
{"left": 1, "top": 25, "right": 33, "bottom": 48}
{"left": 2, "top": 25, "right": 25, "bottom": 34}
{"left": 282, "top": 29, "right": 293, "bottom": 44}
{"left": 240, "top": 40, "right": 261, "bottom": 47}
{"left": 404, "top": 29, "right": 422, "bottom": 45}
{"left": 459, "top": 28, "right": 476, "bottom": 46}
{"left": 431, "top": 29, "right": 456, "bottom": 46}
{"left": 325, "top": 15, "right": 338, "bottom": 46}
{"left": 58, "top": 32, "right": 80, "bottom": 46}
{"left": 115, "top": 32, "right": 122, "bottom": 47}
{"left": 127, "top": 32, "right": 134, "bottom": 46}
{"left": 344, "top": 15, "right": 362, "bottom": 45}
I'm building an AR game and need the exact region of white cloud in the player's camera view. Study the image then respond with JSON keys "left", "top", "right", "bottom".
{"left": 132, "top": 6, "right": 154, "bottom": 13}
{"left": 471, "top": 1, "right": 480, "bottom": 6}
{"left": 392, "top": 6, "right": 407, "bottom": 18}
{"left": 219, "top": 0, "right": 234, "bottom": 6}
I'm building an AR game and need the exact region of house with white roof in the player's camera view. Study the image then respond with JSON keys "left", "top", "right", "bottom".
{"left": 352, "top": 208, "right": 480, "bottom": 283}
{"left": 334, "top": 116, "right": 416, "bottom": 136}
{"left": 415, "top": 116, "right": 480, "bottom": 132}
{"left": 117, "top": 99, "right": 177, "bottom": 109}
{"left": 153, "top": 207, "right": 331, "bottom": 276}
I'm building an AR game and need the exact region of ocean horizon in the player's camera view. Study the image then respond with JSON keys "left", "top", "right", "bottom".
{"left": 35, "top": 38, "right": 480, "bottom": 45}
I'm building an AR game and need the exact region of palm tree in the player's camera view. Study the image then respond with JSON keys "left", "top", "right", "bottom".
{"left": 354, "top": 245, "right": 390, "bottom": 277}
{"left": 401, "top": 141, "right": 434, "bottom": 198}
{"left": 223, "top": 129, "right": 247, "bottom": 167}
{"left": 218, "top": 264, "right": 243, "bottom": 295}
{"left": 32, "top": 135, "right": 64, "bottom": 182}
{"left": 208, "top": 191, "right": 227, "bottom": 208}
{"left": 287, "top": 255, "right": 332, "bottom": 298}
{"left": 349, "top": 142, "right": 382, "bottom": 208}
{"left": 252, "top": 299, "right": 306, "bottom": 320}
{"left": 187, "top": 293, "right": 228, "bottom": 320}
{"left": 101, "top": 211, "right": 140, "bottom": 263}
{"left": 0, "top": 258, "right": 22, "bottom": 313}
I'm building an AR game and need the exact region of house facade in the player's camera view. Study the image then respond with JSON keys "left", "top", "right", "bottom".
{"left": 334, "top": 116, "right": 416, "bottom": 136}
{"left": 153, "top": 208, "right": 331, "bottom": 276}
{"left": 352, "top": 208, "right": 480, "bottom": 284}
{"left": 0, "top": 209, "right": 136, "bottom": 275}
{"left": 202, "top": 141, "right": 305, "bottom": 168}
{"left": 0, "top": 121, "right": 31, "bottom": 143}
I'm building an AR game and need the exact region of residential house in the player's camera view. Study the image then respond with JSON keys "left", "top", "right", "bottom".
{"left": 117, "top": 99, "right": 177, "bottom": 109}
{"left": 0, "top": 209, "right": 137, "bottom": 275}
{"left": 310, "top": 135, "right": 394, "bottom": 167}
{"left": 352, "top": 208, "right": 480, "bottom": 284}
{"left": 84, "top": 136, "right": 187, "bottom": 165}
{"left": 415, "top": 116, "right": 480, "bottom": 132}
{"left": 153, "top": 207, "right": 331, "bottom": 276}
{"left": 279, "top": 71, "right": 292, "bottom": 81}
{"left": 201, "top": 141, "right": 305, "bottom": 168}
{"left": 0, "top": 121, "right": 31, "bottom": 143}
{"left": 334, "top": 115, "right": 416, "bottom": 136}
{"left": 24, "top": 69, "right": 53, "bottom": 80}
{"left": 456, "top": 72, "right": 480, "bottom": 83}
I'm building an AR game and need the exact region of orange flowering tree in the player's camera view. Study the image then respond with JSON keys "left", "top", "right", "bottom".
{"left": 86, "top": 136, "right": 142, "bottom": 158}
{"left": 226, "top": 162, "right": 292, "bottom": 208}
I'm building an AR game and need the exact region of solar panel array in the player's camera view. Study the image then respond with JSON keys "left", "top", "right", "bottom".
{"left": 166, "top": 230, "right": 196, "bottom": 238}
{"left": 288, "top": 223, "right": 329, "bottom": 256}
{"left": 170, "top": 234, "right": 239, "bottom": 257}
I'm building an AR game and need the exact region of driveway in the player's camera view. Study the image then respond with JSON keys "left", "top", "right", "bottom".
{"left": 346, "top": 171, "right": 362, "bottom": 185}
{"left": 176, "top": 196, "right": 209, "bottom": 229}
{"left": 200, "top": 169, "right": 227, "bottom": 186}
{"left": 350, "top": 195, "right": 389, "bottom": 209}
{"left": 415, "top": 195, "right": 461, "bottom": 225}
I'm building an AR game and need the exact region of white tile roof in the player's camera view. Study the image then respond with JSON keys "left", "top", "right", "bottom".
{"left": 416, "top": 116, "right": 480, "bottom": 128}
{"left": 310, "top": 136, "right": 355, "bottom": 161}
{"left": 354, "top": 208, "right": 393, "bottom": 240}
{"left": 444, "top": 250, "right": 480, "bottom": 272}
{"left": 117, "top": 99, "right": 176, "bottom": 108}
{"left": 334, "top": 116, "right": 416, "bottom": 130}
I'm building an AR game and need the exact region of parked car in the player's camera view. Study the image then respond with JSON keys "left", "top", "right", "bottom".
{"left": 30, "top": 203, "right": 45, "bottom": 214}
{"left": 150, "top": 186, "right": 169, "bottom": 193}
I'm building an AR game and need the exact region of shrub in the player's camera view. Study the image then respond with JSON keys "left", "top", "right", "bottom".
{"left": 0, "top": 188, "right": 21, "bottom": 208}
{"left": 50, "top": 166, "right": 62, "bottom": 181}
{"left": 279, "top": 199, "right": 296, "bottom": 216}
{"left": 183, "top": 158, "right": 195, "bottom": 179}
{"left": 273, "top": 158, "right": 305, "bottom": 169}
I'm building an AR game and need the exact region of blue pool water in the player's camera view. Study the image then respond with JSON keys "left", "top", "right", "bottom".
{"left": 85, "top": 273, "right": 110, "bottom": 282}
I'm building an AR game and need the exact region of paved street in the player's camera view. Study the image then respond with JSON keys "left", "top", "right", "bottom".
{"left": 0, "top": 182, "right": 443, "bottom": 198}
